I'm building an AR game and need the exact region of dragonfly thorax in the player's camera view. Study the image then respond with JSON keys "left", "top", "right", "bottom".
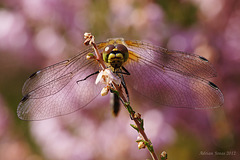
{"left": 102, "top": 44, "right": 129, "bottom": 69}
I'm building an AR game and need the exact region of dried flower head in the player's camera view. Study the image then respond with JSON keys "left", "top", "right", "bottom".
{"left": 95, "top": 69, "right": 121, "bottom": 86}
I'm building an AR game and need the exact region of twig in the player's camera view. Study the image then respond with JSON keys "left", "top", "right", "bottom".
{"left": 84, "top": 33, "right": 106, "bottom": 69}
{"left": 84, "top": 32, "right": 162, "bottom": 160}
{"left": 125, "top": 103, "right": 159, "bottom": 160}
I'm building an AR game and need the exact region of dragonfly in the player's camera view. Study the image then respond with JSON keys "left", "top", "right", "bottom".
{"left": 17, "top": 37, "right": 224, "bottom": 120}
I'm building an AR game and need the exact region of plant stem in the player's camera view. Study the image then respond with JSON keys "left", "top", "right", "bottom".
{"left": 84, "top": 32, "right": 159, "bottom": 160}
{"left": 125, "top": 103, "right": 159, "bottom": 160}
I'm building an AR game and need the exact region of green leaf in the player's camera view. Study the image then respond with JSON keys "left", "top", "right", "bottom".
{"left": 130, "top": 124, "right": 139, "bottom": 132}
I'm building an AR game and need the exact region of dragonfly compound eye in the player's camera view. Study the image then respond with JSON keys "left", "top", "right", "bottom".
{"left": 103, "top": 45, "right": 115, "bottom": 62}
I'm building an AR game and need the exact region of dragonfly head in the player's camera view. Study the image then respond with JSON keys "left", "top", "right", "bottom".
{"left": 102, "top": 44, "right": 129, "bottom": 69}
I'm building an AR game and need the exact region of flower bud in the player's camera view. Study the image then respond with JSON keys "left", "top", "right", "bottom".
{"left": 137, "top": 141, "right": 145, "bottom": 149}
{"left": 137, "top": 136, "right": 142, "bottom": 141}
{"left": 136, "top": 136, "right": 145, "bottom": 149}
{"left": 86, "top": 53, "right": 96, "bottom": 60}
{"left": 101, "top": 86, "right": 109, "bottom": 96}
{"left": 84, "top": 32, "right": 92, "bottom": 38}
{"left": 134, "top": 113, "right": 141, "bottom": 119}
{"left": 160, "top": 151, "right": 167, "bottom": 160}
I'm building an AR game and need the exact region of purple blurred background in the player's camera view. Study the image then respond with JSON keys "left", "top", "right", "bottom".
{"left": 0, "top": 0, "right": 240, "bottom": 159}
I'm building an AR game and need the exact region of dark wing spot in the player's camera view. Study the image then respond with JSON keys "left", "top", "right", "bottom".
{"left": 199, "top": 56, "right": 209, "bottom": 62}
{"left": 208, "top": 81, "right": 219, "bottom": 90}
{"left": 20, "top": 94, "right": 29, "bottom": 102}
{"left": 29, "top": 71, "right": 40, "bottom": 78}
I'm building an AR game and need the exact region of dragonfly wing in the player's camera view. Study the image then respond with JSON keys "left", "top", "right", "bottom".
{"left": 125, "top": 61, "right": 224, "bottom": 108}
{"left": 22, "top": 47, "right": 96, "bottom": 95}
{"left": 18, "top": 47, "right": 104, "bottom": 120}
{"left": 124, "top": 40, "right": 224, "bottom": 108}
{"left": 124, "top": 40, "right": 218, "bottom": 79}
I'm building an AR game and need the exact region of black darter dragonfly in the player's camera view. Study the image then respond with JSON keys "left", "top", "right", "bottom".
{"left": 17, "top": 37, "right": 224, "bottom": 120}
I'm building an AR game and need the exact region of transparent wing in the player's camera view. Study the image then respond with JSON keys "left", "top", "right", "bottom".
{"left": 124, "top": 40, "right": 218, "bottom": 79}
{"left": 17, "top": 46, "right": 105, "bottom": 120}
{"left": 123, "top": 40, "right": 224, "bottom": 108}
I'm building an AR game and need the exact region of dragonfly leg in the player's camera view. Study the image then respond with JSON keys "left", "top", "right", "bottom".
{"left": 120, "top": 74, "right": 130, "bottom": 102}
{"left": 114, "top": 66, "right": 130, "bottom": 102}
{"left": 114, "top": 67, "right": 130, "bottom": 102}
{"left": 76, "top": 71, "right": 99, "bottom": 83}
{"left": 115, "top": 66, "right": 131, "bottom": 75}
{"left": 122, "top": 66, "right": 130, "bottom": 75}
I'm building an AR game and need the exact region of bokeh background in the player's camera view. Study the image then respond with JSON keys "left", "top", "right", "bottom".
{"left": 0, "top": 0, "right": 240, "bottom": 160}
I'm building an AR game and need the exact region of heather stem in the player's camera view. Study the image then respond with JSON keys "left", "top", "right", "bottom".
{"left": 124, "top": 102, "right": 159, "bottom": 160}
{"left": 84, "top": 32, "right": 160, "bottom": 160}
